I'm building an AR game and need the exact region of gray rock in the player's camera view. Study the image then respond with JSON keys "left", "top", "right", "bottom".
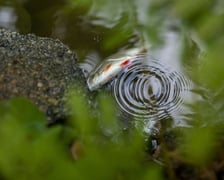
{"left": 0, "top": 28, "right": 86, "bottom": 123}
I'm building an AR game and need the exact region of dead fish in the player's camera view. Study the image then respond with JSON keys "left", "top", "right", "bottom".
{"left": 87, "top": 47, "right": 145, "bottom": 91}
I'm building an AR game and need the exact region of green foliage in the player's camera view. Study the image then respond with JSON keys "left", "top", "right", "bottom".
{"left": 173, "top": 0, "right": 212, "bottom": 22}
{"left": 180, "top": 127, "right": 215, "bottom": 165}
{"left": 0, "top": 96, "right": 163, "bottom": 180}
{"left": 68, "top": 88, "right": 163, "bottom": 179}
{"left": 0, "top": 98, "right": 75, "bottom": 180}
{"left": 197, "top": 38, "right": 224, "bottom": 91}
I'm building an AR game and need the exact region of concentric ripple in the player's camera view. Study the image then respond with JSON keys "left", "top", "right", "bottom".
{"left": 112, "top": 54, "right": 192, "bottom": 121}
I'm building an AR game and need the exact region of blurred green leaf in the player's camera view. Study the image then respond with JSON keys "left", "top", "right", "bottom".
{"left": 97, "top": 94, "right": 118, "bottom": 135}
{"left": 196, "top": 14, "right": 224, "bottom": 43}
{"left": 0, "top": 98, "right": 46, "bottom": 138}
{"left": 197, "top": 38, "right": 224, "bottom": 91}
{"left": 68, "top": 87, "right": 97, "bottom": 137}
{"left": 181, "top": 127, "right": 214, "bottom": 165}
{"left": 173, "top": 0, "right": 212, "bottom": 22}
{"left": 143, "top": 165, "right": 163, "bottom": 180}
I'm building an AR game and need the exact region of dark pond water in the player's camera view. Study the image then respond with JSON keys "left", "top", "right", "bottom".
{"left": 0, "top": 0, "right": 200, "bottom": 131}
{"left": 0, "top": 0, "right": 147, "bottom": 59}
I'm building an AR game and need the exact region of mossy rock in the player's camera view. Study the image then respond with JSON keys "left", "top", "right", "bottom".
{"left": 0, "top": 28, "right": 86, "bottom": 122}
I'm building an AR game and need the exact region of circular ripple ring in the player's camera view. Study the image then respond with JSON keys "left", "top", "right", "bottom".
{"left": 112, "top": 55, "right": 191, "bottom": 121}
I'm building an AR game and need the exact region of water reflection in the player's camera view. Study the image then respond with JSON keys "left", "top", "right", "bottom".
{"left": 0, "top": 3, "right": 30, "bottom": 33}
{"left": 0, "top": 7, "right": 17, "bottom": 30}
